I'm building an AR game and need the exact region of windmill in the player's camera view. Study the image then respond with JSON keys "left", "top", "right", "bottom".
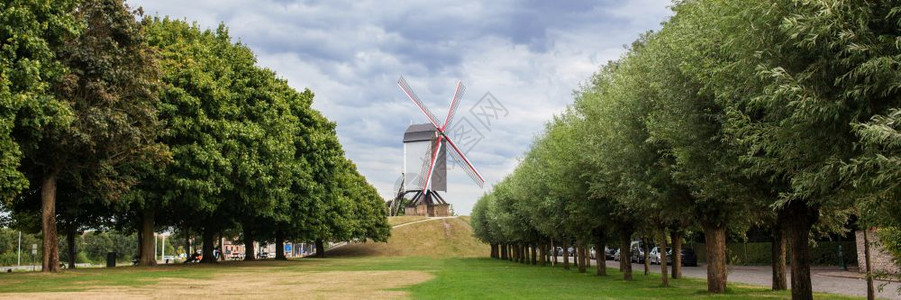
{"left": 389, "top": 76, "right": 485, "bottom": 217}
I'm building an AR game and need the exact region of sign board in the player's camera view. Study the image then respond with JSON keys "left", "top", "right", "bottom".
{"left": 31, "top": 244, "right": 37, "bottom": 255}
{"left": 285, "top": 244, "right": 292, "bottom": 253}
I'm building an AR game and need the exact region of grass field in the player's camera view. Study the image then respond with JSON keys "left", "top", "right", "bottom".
{"left": 0, "top": 218, "right": 864, "bottom": 299}
{"left": 0, "top": 256, "right": 860, "bottom": 299}
{"left": 329, "top": 217, "right": 489, "bottom": 258}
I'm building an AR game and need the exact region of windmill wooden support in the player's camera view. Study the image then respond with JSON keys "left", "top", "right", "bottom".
{"left": 391, "top": 76, "right": 485, "bottom": 217}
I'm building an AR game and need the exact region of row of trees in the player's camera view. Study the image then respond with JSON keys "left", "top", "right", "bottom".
{"left": 472, "top": 1, "right": 901, "bottom": 299}
{"left": 1, "top": 0, "right": 389, "bottom": 272}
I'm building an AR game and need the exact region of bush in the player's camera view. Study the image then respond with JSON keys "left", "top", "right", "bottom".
{"left": 876, "top": 227, "right": 901, "bottom": 269}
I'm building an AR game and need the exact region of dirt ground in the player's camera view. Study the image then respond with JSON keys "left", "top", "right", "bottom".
{"left": 1, "top": 269, "right": 432, "bottom": 300}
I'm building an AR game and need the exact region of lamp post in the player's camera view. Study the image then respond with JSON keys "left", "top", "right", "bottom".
{"left": 838, "top": 245, "right": 846, "bottom": 271}
{"left": 31, "top": 244, "right": 37, "bottom": 271}
{"left": 161, "top": 234, "right": 166, "bottom": 263}
{"left": 17, "top": 232, "right": 21, "bottom": 266}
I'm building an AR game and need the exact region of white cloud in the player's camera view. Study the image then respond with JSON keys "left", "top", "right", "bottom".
{"left": 129, "top": 0, "right": 673, "bottom": 214}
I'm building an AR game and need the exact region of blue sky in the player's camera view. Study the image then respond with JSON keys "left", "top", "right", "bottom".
{"left": 128, "top": 0, "right": 674, "bottom": 215}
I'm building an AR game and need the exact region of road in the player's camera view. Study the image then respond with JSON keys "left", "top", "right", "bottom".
{"left": 2, "top": 263, "right": 95, "bottom": 272}
{"left": 560, "top": 257, "right": 900, "bottom": 299}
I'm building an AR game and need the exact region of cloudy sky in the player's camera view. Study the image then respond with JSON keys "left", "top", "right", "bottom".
{"left": 128, "top": 0, "right": 674, "bottom": 215}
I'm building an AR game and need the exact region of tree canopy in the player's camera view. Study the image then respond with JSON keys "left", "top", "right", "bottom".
{"left": 1, "top": 0, "right": 389, "bottom": 271}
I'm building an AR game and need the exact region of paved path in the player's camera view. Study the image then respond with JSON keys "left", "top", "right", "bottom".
{"left": 558, "top": 257, "right": 900, "bottom": 299}
{"left": 3, "top": 263, "right": 95, "bottom": 272}
{"left": 391, "top": 216, "right": 457, "bottom": 229}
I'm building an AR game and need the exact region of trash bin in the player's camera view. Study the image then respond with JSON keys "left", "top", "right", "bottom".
{"left": 106, "top": 252, "right": 117, "bottom": 268}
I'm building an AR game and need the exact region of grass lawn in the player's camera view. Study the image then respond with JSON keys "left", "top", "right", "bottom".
{"left": 0, "top": 256, "right": 860, "bottom": 299}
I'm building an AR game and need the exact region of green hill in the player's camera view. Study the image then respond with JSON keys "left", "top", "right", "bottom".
{"left": 328, "top": 216, "right": 490, "bottom": 258}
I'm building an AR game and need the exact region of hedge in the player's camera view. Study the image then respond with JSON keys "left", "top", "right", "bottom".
{"left": 687, "top": 241, "right": 857, "bottom": 266}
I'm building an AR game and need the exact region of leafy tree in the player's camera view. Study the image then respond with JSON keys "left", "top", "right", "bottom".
{"left": 139, "top": 18, "right": 246, "bottom": 264}
{"left": 0, "top": 0, "right": 79, "bottom": 204}
{"left": 10, "top": 0, "right": 166, "bottom": 272}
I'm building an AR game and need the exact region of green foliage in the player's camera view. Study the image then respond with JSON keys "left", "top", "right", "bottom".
{"left": 1, "top": 2, "right": 387, "bottom": 268}
{"left": 690, "top": 241, "right": 857, "bottom": 266}
{"left": 0, "top": 228, "right": 41, "bottom": 265}
{"left": 0, "top": 0, "right": 79, "bottom": 203}
{"left": 876, "top": 227, "right": 901, "bottom": 266}
{"left": 476, "top": 1, "right": 901, "bottom": 296}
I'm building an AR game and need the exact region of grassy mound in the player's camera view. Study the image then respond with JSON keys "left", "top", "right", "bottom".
{"left": 329, "top": 217, "right": 490, "bottom": 258}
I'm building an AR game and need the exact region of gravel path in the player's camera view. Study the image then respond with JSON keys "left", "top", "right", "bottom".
{"left": 581, "top": 258, "right": 901, "bottom": 299}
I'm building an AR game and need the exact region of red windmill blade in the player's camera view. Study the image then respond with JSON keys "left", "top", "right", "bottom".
{"left": 397, "top": 76, "right": 485, "bottom": 191}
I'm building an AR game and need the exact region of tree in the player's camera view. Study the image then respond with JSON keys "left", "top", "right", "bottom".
{"left": 708, "top": 2, "right": 901, "bottom": 298}
{"left": 0, "top": 0, "right": 79, "bottom": 205}
{"left": 11, "top": 0, "right": 165, "bottom": 272}
{"left": 140, "top": 18, "right": 251, "bottom": 264}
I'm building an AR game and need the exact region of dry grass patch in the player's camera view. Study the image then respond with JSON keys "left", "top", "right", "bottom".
{"left": 2, "top": 268, "right": 432, "bottom": 300}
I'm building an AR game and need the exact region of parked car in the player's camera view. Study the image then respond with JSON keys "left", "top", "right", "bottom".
{"left": 649, "top": 247, "right": 672, "bottom": 265}
{"left": 659, "top": 248, "right": 699, "bottom": 266}
{"left": 629, "top": 241, "right": 647, "bottom": 263}
{"left": 679, "top": 248, "right": 699, "bottom": 266}
{"left": 604, "top": 247, "right": 617, "bottom": 260}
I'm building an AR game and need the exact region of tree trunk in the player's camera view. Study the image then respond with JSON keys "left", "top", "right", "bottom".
{"left": 703, "top": 222, "right": 727, "bottom": 293}
{"left": 670, "top": 230, "right": 682, "bottom": 279}
{"left": 620, "top": 233, "right": 632, "bottom": 280}
{"left": 530, "top": 243, "right": 537, "bottom": 265}
{"left": 786, "top": 202, "right": 817, "bottom": 300}
{"left": 771, "top": 221, "right": 787, "bottom": 291}
{"left": 217, "top": 230, "right": 224, "bottom": 261}
{"left": 67, "top": 227, "right": 77, "bottom": 269}
{"left": 578, "top": 242, "right": 587, "bottom": 273}
{"left": 516, "top": 244, "right": 522, "bottom": 263}
{"left": 562, "top": 240, "right": 570, "bottom": 270}
{"left": 275, "top": 229, "right": 286, "bottom": 260}
{"left": 538, "top": 243, "right": 546, "bottom": 266}
{"left": 41, "top": 171, "right": 60, "bottom": 272}
{"left": 643, "top": 239, "right": 650, "bottom": 275}
{"left": 136, "top": 229, "right": 143, "bottom": 260}
{"left": 184, "top": 226, "right": 191, "bottom": 257}
{"left": 864, "top": 228, "right": 875, "bottom": 300}
{"left": 243, "top": 226, "right": 255, "bottom": 261}
{"left": 595, "top": 233, "right": 607, "bottom": 276}
{"left": 490, "top": 244, "right": 498, "bottom": 259}
{"left": 139, "top": 208, "right": 157, "bottom": 266}
{"left": 586, "top": 245, "right": 591, "bottom": 269}
{"left": 200, "top": 226, "right": 216, "bottom": 263}
{"left": 523, "top": 244, "right": 529, "bottom": 264}
{"left": 659, "top": 230, "right": 669, "bottom": 287}
{"left": 572, "top": 242, "right": 578, "bottom": 268}
{"left": 500, "top": 243, "right": 508, "bottom": 260}
{"left": 315, "top": 239, "right": 325, "bottom": 258}
{"left": 550, "top": 239, "right": 556, "bottom": 266}
{"left": 521, "top": 244, "right": 527, "bottom": 264}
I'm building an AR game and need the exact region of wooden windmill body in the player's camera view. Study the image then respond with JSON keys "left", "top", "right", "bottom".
{"left": 388, "top": 77, "right": 485, "bottom": 217}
